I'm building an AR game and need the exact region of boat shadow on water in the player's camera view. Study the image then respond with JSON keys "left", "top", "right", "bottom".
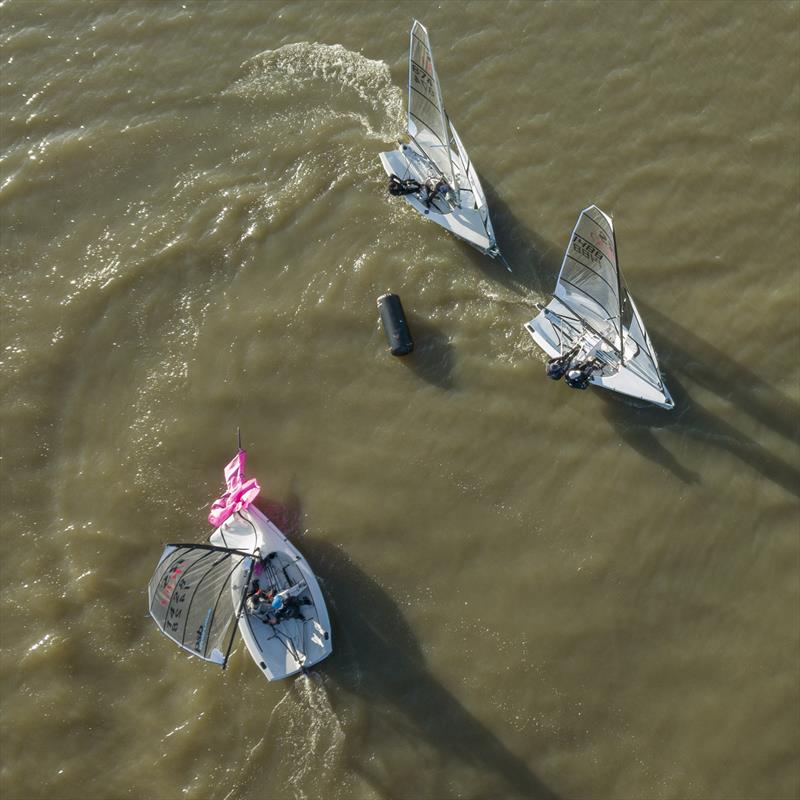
{"left": 459, "top": 175, "right": 563, "bottom": 299}
{"left": 600, "top": 309, "right": 800, "bottom": 498}
{"left": 402, "top": 313, "right": 456, "bottom": 390}
{"left": 461, "top": 176, "right": 800, "bottom": 499}
{"left": 257, "top": 497, "right": 560, "bottom": 800}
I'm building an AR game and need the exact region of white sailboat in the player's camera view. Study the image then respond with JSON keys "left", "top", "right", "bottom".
{"left": 147, "top": 444, "right": 332, "bottom": 681}
{"left": 379, "top": 20, "right": 506, "bottom": 265}
{"left": 525, "top": 205, "right": 674, "bottom": 409}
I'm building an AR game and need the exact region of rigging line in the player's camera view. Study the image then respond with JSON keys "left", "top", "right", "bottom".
{"left": 203, "top": 554, "right": 248, "bottom": 659}
{"left": 272, "top": 625, "right": 303, "bottom": 667}
{"left": 611, "top": 223, "right": 625, "bottom": 365}
{"left": 178, "top": 550, "right": 235, "bottom": 644}
{"left": 223, "top": 556, "right": 256, "bottom": 669}
{"left": 543, "top": 309, "right": 619, "bottom": 368}
{"left": 496, "top": 250, "right": 513, "bottom": 272}
{"left": 544, "top": 297, "right": 623, "bottom": 358}
{"left": 235, "top": 510, "right": 259, "bottom": 554}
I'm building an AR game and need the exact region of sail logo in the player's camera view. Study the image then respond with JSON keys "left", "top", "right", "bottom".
{"left": 589, "top": 229, "right": 615, "bottom": 261}
{"left": 158, "top": 562, "right": 185, "bottom": 606}
{"left": 195, "top": 609, "right": 213, "bottom": 654}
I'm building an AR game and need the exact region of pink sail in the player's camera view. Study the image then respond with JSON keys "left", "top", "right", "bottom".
{"left": 208, "top": 450, "right": 261, "bottom": 527}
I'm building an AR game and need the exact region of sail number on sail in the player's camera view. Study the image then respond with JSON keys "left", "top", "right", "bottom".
{"left": 157, "top": 560, "right": 193, "bottom": 634}
{"left": 411, "top": 59, "right": 436, "bottom": 106}
{"left": 573, "top": 237, "right": 604, "bottom": 265}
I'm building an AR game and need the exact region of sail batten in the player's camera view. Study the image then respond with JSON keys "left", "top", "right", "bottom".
{"left": 407, "top": 19, "right": 456, "bottom": 190}
{"left": 552, "top": 206, "right": 624, "bottom": 353}
{"left": 148, "top": 543, "right": 256, "bottom": 667}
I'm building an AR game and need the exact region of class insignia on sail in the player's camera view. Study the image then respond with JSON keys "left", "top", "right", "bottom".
{"left": 378, "top": 20, "right": 508, "bottom": 267}
{"left": 525, "top": 205, "right": 674, "bottom": 410}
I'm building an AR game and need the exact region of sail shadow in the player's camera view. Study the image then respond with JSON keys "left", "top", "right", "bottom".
{"left": 448, "top": 181, "right": 799, "bottom": 497}
{"left": 402, "top": 314, "right": 456, "bottom": 390}
{"left": 303, "top": 539, "right": 560, "bottom": 800}
{"left": 637, "top": 299, "right": 800, "bottom": 445}
{"left": 254, "top": 497, "right": 560, "bottom": 800}
{"left": 599, "top": 371, "right": 800, "bottom": 498}
{"left": 459, "top": 174, "right": 562, "bottom": 297}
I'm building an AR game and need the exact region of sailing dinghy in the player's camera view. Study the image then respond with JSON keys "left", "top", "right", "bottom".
{"left": 148, "top": 446, "right": 332, "bottom": 681}
{"left": 379, "top": 20, "right": 505, "bottom": 264}
{"left": 525, "top": 205, "right": 674, "bottom": 409}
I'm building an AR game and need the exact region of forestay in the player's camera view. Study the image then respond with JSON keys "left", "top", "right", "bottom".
{"left": 148, "top": 543, "right": 256, "bottom": 667}
{"left": 408, "top": 20, "right": 456, "bottom": 191}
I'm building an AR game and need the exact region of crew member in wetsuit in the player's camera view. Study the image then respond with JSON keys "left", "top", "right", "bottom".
{"left": 422, "top": 176, "right": 449, "bottom": 209}
{"left": 388, "top": 173, "right": 422, "bottom": 196}
{"left": 565, "top": 360, "right": 602, "bottom": 390}
{"left": 545, "top": 346, "right": 579, "bottom": 381}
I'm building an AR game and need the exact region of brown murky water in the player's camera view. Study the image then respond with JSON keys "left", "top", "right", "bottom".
{"left": 2, "top": 2, "right": 798, "bottom": 799}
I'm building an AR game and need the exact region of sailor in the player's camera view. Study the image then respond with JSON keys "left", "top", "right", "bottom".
{"left": 565, "top": 360, "right": 601, "bottom": 390}
{"left": 545, "top": 346, "right": 579, "bottom": 380}
{"left": 250, "top": 588, "right": 275, "bottom": 620}
{"left": 422, "top": 176, "right": 449, "bottom": 209}
{"left": 271, "top": 593, "right": 285, "bottom": 619}
{"left": 272, "top": 593, "right": 304, "bottom": 622}
{"left": 388, "top": 174, "right": 422, "bottom": 196}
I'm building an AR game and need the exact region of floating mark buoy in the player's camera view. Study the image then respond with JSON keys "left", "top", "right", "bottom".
{"left": 377, "top": 293, "right": 414, "bottom": 356}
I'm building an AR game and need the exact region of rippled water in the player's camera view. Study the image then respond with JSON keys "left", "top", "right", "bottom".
{"left": 2, "top": 2, "right": 798, "bottom": 799}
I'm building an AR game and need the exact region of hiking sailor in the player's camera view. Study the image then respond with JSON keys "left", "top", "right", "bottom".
{"left": 545, "top": 346, "right": 579, "bottom": 381}
{"left": 565, "top": 360, "right": 602, "bottom": 390}
{"left": 422, "top": 176, "right": 449, "bottom": 209}
{"left": 388, "top": 173, "right": 422, "bottom": 196}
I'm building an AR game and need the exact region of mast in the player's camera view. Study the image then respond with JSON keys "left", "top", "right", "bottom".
{"left": 407, "top": 20, "right": 458, "bottom": 193}
{"left": 611, "top": 222, "right": 625, "bottom": 365}
{"left": 444, "top": 112, "right": 461, "bottom": 208}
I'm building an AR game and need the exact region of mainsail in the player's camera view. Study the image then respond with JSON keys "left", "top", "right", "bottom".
{"left": 534, "top": 204, "right": 671, "bottom": 405}
{"left": 148, "top": 543, "right": 255, "bottom": 667}
{"left": 407, "top": 20, "right": 456, "bottom": 191}
{"left": 553, "top": 205, "right": 625, "bottom": 355}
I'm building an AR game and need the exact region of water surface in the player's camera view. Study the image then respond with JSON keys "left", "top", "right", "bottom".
{"left": 2, "top": 2, "right": 798, "bottom": 799}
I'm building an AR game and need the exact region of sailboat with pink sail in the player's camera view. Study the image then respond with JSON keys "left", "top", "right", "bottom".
{"left": 147, "top": 433, "right": 332, "bottom": 681}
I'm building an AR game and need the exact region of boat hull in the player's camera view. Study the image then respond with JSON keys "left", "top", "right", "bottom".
{"left": 379, "top": 144, "right": 498, "bottom": 257}
{"left": 210, "top": 507, "right": 333, "bottom": 681}
{"left": 525, "top": 302, "right": 675, "bottom": 410}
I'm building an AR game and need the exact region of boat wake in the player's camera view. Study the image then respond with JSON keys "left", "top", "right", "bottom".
{"left": 233, "top": 42, "right": 404, "bottom": 141}
{"left": 223, "top": 672, "right": 351, "bottom": 800}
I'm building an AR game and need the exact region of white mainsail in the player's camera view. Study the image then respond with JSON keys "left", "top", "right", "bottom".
{"left": 553, "top": 206, "right": 625, "bottom": 354}
{"left": 379, "top": 20, "right": 503, "bottom": 261}
{"left": 407, "top": 20, "right": 457, "bottom": 192}
{"left": 526, "top": 205, "right": 673, "bottom": 408}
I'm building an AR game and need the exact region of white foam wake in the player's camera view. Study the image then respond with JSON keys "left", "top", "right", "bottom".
{"left": 233, "top": 42, "right": 404, "bottom": 141}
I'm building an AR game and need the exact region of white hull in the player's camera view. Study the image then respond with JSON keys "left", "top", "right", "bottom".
{"left": 210, "top": 507, "right": 332, "bottom": 681}
{"left": 526, "top": 298, "right": 674, "bottom": 410}
{"left": 380, "top": 142, "right": 498, "bottom": 257}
